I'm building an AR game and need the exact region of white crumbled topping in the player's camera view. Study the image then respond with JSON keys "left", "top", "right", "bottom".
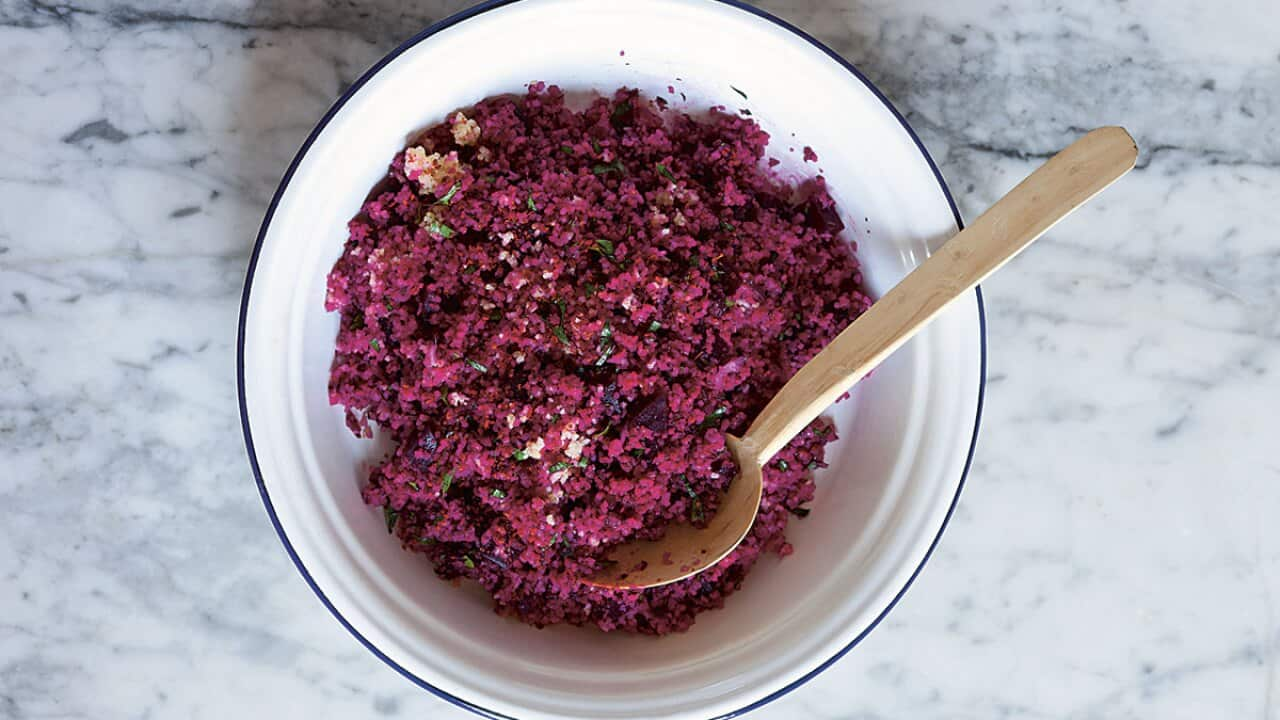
{"left": 447, "top": 392, "right": 470, "bottom": 406}
{"left": 513, "top": 351, "right": 526, "bottom": 364}
{"left": 506, "top": 413, "right": 518, "bottom": 429}
{"left": 450, "top": 112, "right": 482, "bottom": 146}
{"left": 541, "top": 270, "right": 554, "bottom": 280}
{"left": 673, "top": 211, "right": 688, "bottom": 227}
{"left": 366, "top": 247, "right": 388, "bottom": 291}
{"left": 497, "top": 231, "right": 515, "bottom": 246}
{"left": 475, "top": 146, "right": 493, "bottom": 162}
{"left": 523, "top": 436, "right": 546, "bottom": 460}
{"left": 483, "top": 283, "right": 495, "bottom": 291}
{"left": 403, "top": 147, "right": 460, "bottom": 194}
{"left": 545, "top": 514, "right": 557, "bottom": 526}
{"left": 561, "top": 429, "right": 589, "bottom": 460}
{"left": 621, "top": 294, "right": 636, "bottom": 311}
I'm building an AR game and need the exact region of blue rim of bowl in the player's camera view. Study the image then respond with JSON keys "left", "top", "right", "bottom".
{"left": 236, "top": 1, "right": 986, "bottom": 718}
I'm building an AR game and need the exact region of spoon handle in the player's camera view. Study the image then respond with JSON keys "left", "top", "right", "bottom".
{"left": 740, "top": 126, "right": 1138, "bottom": 463}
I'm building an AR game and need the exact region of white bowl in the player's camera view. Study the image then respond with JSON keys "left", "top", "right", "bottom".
{"left": 238, "top": 0, "right": 984, "bottom": 717}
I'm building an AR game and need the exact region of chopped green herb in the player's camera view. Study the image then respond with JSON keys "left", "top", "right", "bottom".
{"left": 513, "top": 448, "right": 532, "bottom": 461}
{"left": 591, "top": 139, "right": 603, "bottom": 154}
{"left": 552, "top": 325, "right": 571, "bottom": 347}
{"left": 690, "top": 498, "right": 705, "bottom": 523}
{"left": 407, "top": 481, "right": 421, "bottom": 491}
{"left": 559, "top": 144, "right": 575, "bottom": 155}
{"left": 592, "top": 421, "right": 612, "bottom": 438}
{"left": 441, "top": 472, "right": 453, "bottom": 493}
{"left": 790, "top": 506, "right": 811, "bottom": 518}
{"left": 592, "top": 160, "right": 626, "bottom": 176}
{"left": 775, "top": 459, "right": 790, "bottom": 471}
{"left": 611, "top": 100, "right": 632, "bottom": 121}
{"left": 730, "top": 85, "right": 748, "bottom": 100}
{"left": 384, "top": 301, "right": 394, "bottom": 312}
{"left": 647, "top": 320, "right": 662, "bottom": 332}
{"left": 593, "top": 238, "right": 616, "bottom": 257}
{"left": 575, "top": 457, "right": 590, "bottom": 468}
{"left": 723, "top": 298, "right": 737, "bottom": 309}
{"left": 423, "top": 218, "right": 456, "bottom": 238}
{"left": 583, "top": 283, "right": 602, "bottom": 295}
{"left": 526, "top": 195, "right": 537, "bottom": 211}
{"left": 697, "top": 406, "right": 729, "bottom": 430}
{"left": 656, "top": 162, "right": 676, "bottom": 181}
{"left": 466, "top": 359, "right": 488, "bottom": 373}
{"left": 417, "top": 536, "right": 435, "bottom": 546}
{"left": 369, "top": 338, "right": 382, "bottom": 351}
{"left": 434, "top": 182, "right": 461, "bottom": 205}
{"left": 629, "top": 448, "right": 646, "bottom": 459}
{"left": 491, "top": 488, "right": 507, "bottom": 498}
{"left": 462, "top": 263, "right": 478, "bottom": 274}
{"left": 548, "top": 461, "right": 571, "bottom": 473}
{"left": 463, "top": 555, "right": 476, "bottom": 569}
{"left": 719, "top": 220, "right": 735, "bottom": 232}
{"left": 595, "top": 323, "right": 615, "bottom": 366}
{"left": 806, "top": 461, "right": 819, "bottom": 471}
{"left": 553, "top": 297, "right": 568, "bottom": 324}
{"left": 382, "top": 506, "right": 399, "bottom": 533}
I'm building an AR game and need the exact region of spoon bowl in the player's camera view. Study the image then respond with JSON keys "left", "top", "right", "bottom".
{"left": 587, "top": 436, "right": 763, "bottom": 589}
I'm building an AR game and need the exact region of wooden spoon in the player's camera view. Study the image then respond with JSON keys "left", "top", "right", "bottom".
{"left": 588, "top": 126, "right": 1138, "bottom": 589}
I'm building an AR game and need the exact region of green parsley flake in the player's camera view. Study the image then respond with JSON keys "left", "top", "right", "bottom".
{"left": 656, "top": 163, "right": 676, "bottom": 181}
{"left": 593, "top": 238, "right": 616, "bottom": 257}
{"left": 440, "top": 472, "right": 453, "bottom": 493}
{"left": 730, "top": 85, "right": 749, "bottom": 100}
{"left": 697, "top": 406, "right": 729, "bottom": 430}
{"left": 369, "top": 338, "right": 381, "bottom": 351}
{"left": 423, "top": 218, "right": 456, "bottom": 238}
{"left": 776, "top": 459, "right": 790, "bottom": 471}
{"left": 552, "top": 326, "right": 571, "bottom": 347}
{"left": 466, "top": 359, "right": 488, "bottom": 373}
{"left": 648, "top": 320, "right": 662, "bottom": 332}
{"left": 463, "top": 555, "right": 475, "bottom": 569}
{"left": 526, "top": 196, "right": 537, "bottom": 212}
{"left": 491, "top": 488, "right": 506, "bottom": 498}
{"left": 548, "top": 461, "right": 570, "bottom": 473}
{"left": 434, "top": 182, "right": 461, "bottom": 205}
{"left": 592, "top": 160, "right": 626, "bottom": 176}
{"left": 382, "top": 506, "right": 398, "bottom": 534}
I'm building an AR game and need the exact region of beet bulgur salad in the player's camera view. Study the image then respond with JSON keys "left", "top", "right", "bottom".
{"left": 325, "top": 83, "right": 871, "bottom": 635}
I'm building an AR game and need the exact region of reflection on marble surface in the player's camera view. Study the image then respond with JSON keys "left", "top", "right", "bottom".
{"left": 2, "top": 0, "right": 1278, "bottom": 717}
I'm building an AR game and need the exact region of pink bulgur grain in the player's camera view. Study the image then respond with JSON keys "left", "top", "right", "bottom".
{"left": 326, "top": 84, "right": 871, "bottom": 635}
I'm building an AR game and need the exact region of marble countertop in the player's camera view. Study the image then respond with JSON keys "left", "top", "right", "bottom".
{"left": 3, "top": 0, "right": 1278, "bottom": 717}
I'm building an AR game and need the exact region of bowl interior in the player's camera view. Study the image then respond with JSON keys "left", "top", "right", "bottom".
{"left": 241, "top": 1, "right": 981, "bottom": 718}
